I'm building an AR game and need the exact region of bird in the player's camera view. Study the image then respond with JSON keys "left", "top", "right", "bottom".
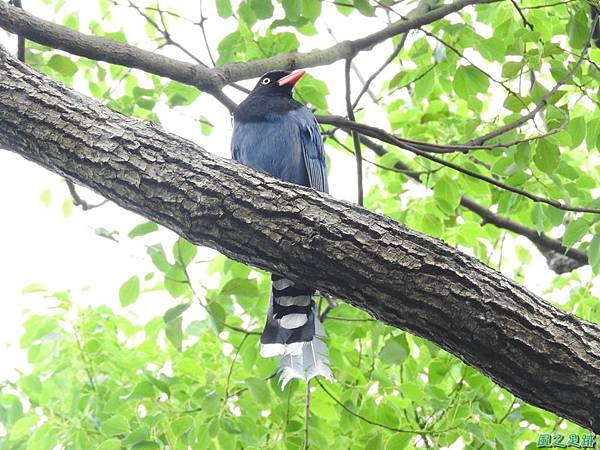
{"left": 231, "top": 69, "right": 333, "bottom": 388}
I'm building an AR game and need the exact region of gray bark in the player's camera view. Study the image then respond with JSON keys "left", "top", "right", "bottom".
{"left": 0, "top": 47, "right": 599, "bottom": 432}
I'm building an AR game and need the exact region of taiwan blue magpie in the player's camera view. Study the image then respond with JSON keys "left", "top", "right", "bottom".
{"left": 231, "top": 69, "right": 333, "bottom": 388}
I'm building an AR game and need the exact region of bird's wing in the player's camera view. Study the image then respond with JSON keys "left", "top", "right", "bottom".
{"left": 292, "top": 108, "right": 329, "bottom": 193}
{"left": 231, "top": 122, "right": 241, "bottom": 161}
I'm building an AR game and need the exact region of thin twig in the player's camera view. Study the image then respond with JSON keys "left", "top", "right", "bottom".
{"left": 509, "top": 0, "right": 534, "bottom": 30}
{"left": 344, "top": 58, "right": 364, "bottom": 206}
{"left": 304, "top": 380, "right": 311, "bottom": 450}
{"left": 66, "top": 181, "right": 108, "bottom": 210}
{"left": 471, "top": 17, "right": 597, "bottom": 146}
{"left": 9, "top": 0, "right": 24, "bottom": 61}
{"left": 315, "top": 378, "right": 457, "bottom": 435}
{"left": 224, "top": 334, "right": 249, "bottom": 400}
{"left": 198, "top": 0, "right": 216, "bottom": 66}
{"left": 175, "top": 243, "right": 261, "bottom": 336}
{"left": 320, "top": 115, "right": 600, "bottom": 214}
{"left": 352, "top": 33, "right": 407, "bottom": 109}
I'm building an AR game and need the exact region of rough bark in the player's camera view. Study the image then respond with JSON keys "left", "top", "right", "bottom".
{"left": 0, "top": 47, "right": 599, "bottom": 432}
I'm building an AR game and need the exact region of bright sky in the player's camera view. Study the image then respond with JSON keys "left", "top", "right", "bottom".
{"left": 0, "top": 0, "right": 592, "bottom": 393}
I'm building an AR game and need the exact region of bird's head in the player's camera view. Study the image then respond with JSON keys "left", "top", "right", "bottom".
{"left": 250, "top": 69, "right": 305, "bottom": 97}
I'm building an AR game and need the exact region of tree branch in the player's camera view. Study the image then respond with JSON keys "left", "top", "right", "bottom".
{"left": 0, "top": 0, "right": 500, "bottom": 92}
{"left": 344, "top": 58, "right": 364, "bottom": 206}
{"left": 356, "top": 135, "right": 589, "bottom": 272}
{"left": 320, "top": 114, "right": 600, "bottom": 214}
{"left": 1, "top": 46, "right": 599, "bottom": 432}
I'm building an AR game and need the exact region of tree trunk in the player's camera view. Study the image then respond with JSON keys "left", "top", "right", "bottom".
{"left": 0, "top": 47, "right": 599, "bottom": 432}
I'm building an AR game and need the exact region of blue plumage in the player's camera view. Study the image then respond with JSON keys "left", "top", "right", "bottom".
{"left": 231, "top": 70, "right": 333, "bottom": 387}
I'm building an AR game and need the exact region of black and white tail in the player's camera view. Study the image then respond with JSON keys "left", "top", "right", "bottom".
{"left": 260, "top": 274, "right": 333, "bottom": 389}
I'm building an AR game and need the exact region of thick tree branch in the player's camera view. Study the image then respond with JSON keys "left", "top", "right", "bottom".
{"left": 0, "top": 46, "right": 599, "bottom": 432}
{"left": 0, "top": 0, "right": 499, "bottom": 92}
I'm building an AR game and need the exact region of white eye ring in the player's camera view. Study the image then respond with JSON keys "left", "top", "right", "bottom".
{"left": 261, "top": 77, "right": 271, "bottom": 85}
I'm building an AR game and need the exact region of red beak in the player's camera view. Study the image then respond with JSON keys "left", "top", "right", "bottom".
{"left": 278, "top": 69, "right": 305, "bottom": 87}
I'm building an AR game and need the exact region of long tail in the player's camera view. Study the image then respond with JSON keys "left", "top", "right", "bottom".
{"left": 260, "top": 274, "right": 333, "bottom": 389}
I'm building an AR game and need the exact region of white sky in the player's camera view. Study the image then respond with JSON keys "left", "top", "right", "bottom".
{"left": 0, "top": 0, "right": 594, "bottom": 396}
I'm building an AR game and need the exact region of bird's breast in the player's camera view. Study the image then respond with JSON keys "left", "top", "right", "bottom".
{"left": 232, "top": 117, "right": 310, "bottom": 187}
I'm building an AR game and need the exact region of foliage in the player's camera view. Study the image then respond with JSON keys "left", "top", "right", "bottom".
{"left": 2, "top": 0, "right": 600, "bottom": 449}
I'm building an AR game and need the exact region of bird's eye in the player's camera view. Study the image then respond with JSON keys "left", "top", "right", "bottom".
{"left": 261, "top": 78, "right": 271, "bottom": 85}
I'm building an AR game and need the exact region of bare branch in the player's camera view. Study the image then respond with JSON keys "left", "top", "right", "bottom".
{"left": 344, "top": 58, "right": 364, "bottom": 206}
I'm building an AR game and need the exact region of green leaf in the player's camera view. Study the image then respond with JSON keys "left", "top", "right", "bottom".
{"left": 385, "top": 433, "right": 412, "bottom": 450}
{"left": 282, "top": 0, "right": 302, "bottom": 20}
{"left": 588, "top": 235, "right": 600, "bottom": 274}
{"left": 562, "top": 218, "right": 589, "bottom": 248}
{"left": 586, "top": 117, "right": 600, "bottom": 150}
{"left": 514, "top": 142, "right": 531, "bottom": 169}
{"left": 165, "top": 316, "right": 183, "bottom": 351}
{"left": 163, "top": 302, "right": 191, "bottom": 323}
{"left": 101, "top": 415, "right": 130, "bottom": 436}
{"left": 567, "top": 8, "right": 589, "bottom": 49}
{"left": 9, "top": 416, "right": 38, "bottom": 441}
{"left": 173, "top": 238, "right": 197, "bottom": 267}
{"left": 401, "top": 383, "right": 425, "bottom": 403}
{"left": 40, "top": 189, "right": 52, "bottom": 207}
{"left": 353, "top": 0, "right": 375, "bottom": 16}
{"left": 245, "top": 377, "right": 271, "bottom": 404}
{"left": 202, "top": 392, "right": 220, "bottom": 415}
{"left": 533, "top": 139, "right": 560, "bottom": 173}
{"left": 131, "top": 441, "right": 160, "bottom": 450}
{"left": 567, "top": 116, "right": 586, "bottom": 148}
{"left": 295, "top": 74, "right": 328, "bottom": 110}
{"left": 200, "top": 115, "right": 214, "bottom": 136}
{"left": 164, "top": 81, "right": 200, "bottom": 107}
{"left": 238, "top": 2, "right": 257, "bottom": 26}
{"left": 216, "top": 0, "right": 233, "bottom": 17}
{"left": 249, "top": 0, "right": 273, "bottom": 19}
{"left": 171, "top": 416, "right": 194, "bottom": 436}
{"left": 62, "top": 198, "right": 73, "bottom": 217}
{"left": 208, "top": 301, "right": 226, "bottom": 334}
{"left": 63, "top": 12, "right": 80, "bottom": 30}
{"left": 164, "top": 264, "right": 189, "bottom": 298}
{"left": 221, "top": 278, "right": 259, "bottom": 297}
{"left": 22, "top": 283, "right": 46, "bottom": 294}
{"left": 147, "top": 244, "right": 171, "bottom": 272}
{"left": 128, "top": 221, "right": 158, "bottom": 238}
{"left": 434, "top": 175, "right": 461, "bottom": 215}
{"left": 501, "top": 61, "right": 523, "bottom": 78}
{"left": 302, "top": 0, "right": 321, "bottom": 20}
{"left": 532, "top": 203, "right": 545, "bottom": 233}
{"left": 127, "top": 382, "right": 156, "bottom": 400}
{"left": 119, "top": 275, "right": 140, "bottom": 307}
{"left": 47, "top": 54, "right": 78, "bottom": 77}
{"left": 379, "top": 335, "right": 408, "bottom": 365}
{"left": 97, "top": 438, "right": 122, "bottom": 450}
{"left": 26, "top": 423, "right": 57, "bottom": 450}
{"left": 453, "top": 65, "right": 490, "bottom": 99}
{"left": 414, "top": 67, "right": 435, "bottom": 100}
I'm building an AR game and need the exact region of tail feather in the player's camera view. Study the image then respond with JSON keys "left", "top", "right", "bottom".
{"left": 261, "top": 275, "right": 333, "bottom": 388}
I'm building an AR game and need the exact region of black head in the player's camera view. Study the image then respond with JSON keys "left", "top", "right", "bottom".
{"left": 249, "top": 70, "right": 305, "bottom": 97}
